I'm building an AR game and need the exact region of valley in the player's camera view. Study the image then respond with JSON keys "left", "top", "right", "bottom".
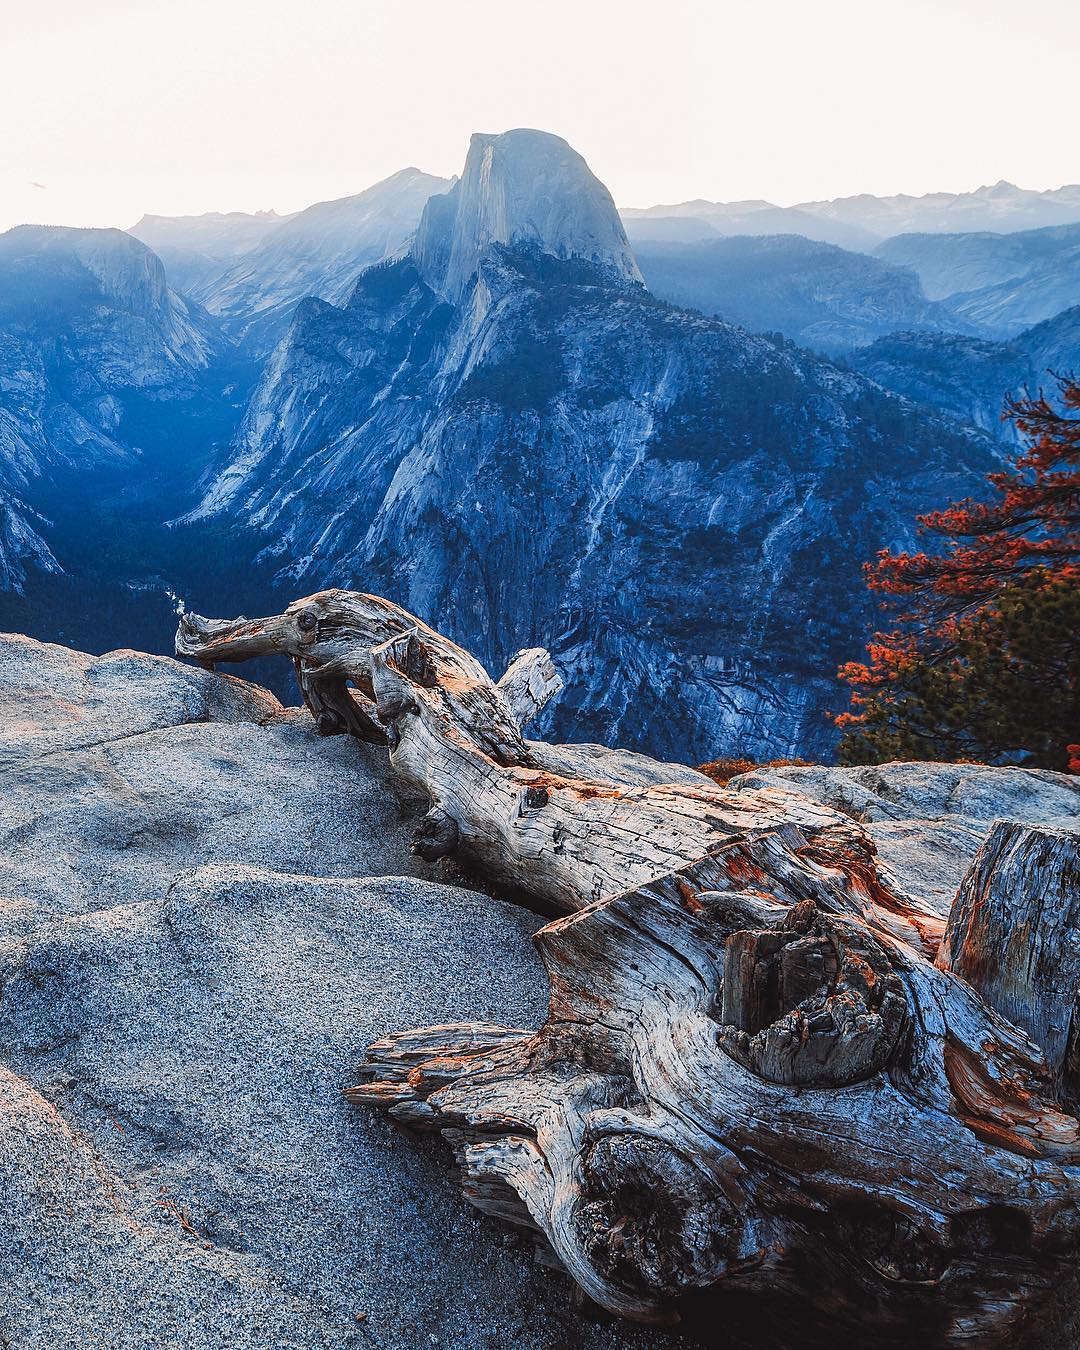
{"left": 2, "top": 134, "right": 1076, "bottom": 760}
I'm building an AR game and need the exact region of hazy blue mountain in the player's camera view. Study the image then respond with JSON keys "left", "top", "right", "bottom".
{"left": 188, "top": 129, "right": 996, "bottom": 763}
{"left": 878, "top": 226, "right": 1074, "bottom": 299}
{"left": 0, "top": 225, "right": 239, "bottom": 589}
{"left": 622, "top": 181, "right": 1080, "bottom": 252}
{"left": 167, "top": 169, "right": 452, "bottom": 356}
{"left": 851, "top": 332, "right": 1034, "bottom": 440}
{"left": 129, "top": 208, "right": 288, "bottom": 295}
{"left": 851, "top": 305, "right": 1080, "bottom": 440}
{"left": 633, "top": 234, "right": 961, "bottom": 353}
{"left": 1021, "top": 301, "right": 1080, "bottom": 371}
{"left": 797, "top": 180, "right": 1080, "bottom": 240}
{"left": 621, "top": 201, "right": 879, "bottom": 252}
{"left": 130, "top": 207, "right": 287, "bottom": 259}
{"left": 878, "top": 223, "right": 1080, "bottom": 335}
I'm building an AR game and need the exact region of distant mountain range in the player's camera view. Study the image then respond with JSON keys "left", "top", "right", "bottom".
{"left": 633, "top": 219, "right": 1080, "bottom": 352}
{"left": 121, "top": 173, "right": 1080, "bottom": 369}
{"left": 128, "top": 207, "right": 287, "bottom": 287}
{"left": 877, "top": 223, "right": 1080, "bottom": 335}
{"left": 132, "top": 177, "right": 1080, "bottom": 364}
{"left": 184, "top": 130, "right": 998, "bottom": 761}
{"left": 133, "top": 169, "right": 452, "bottom": 356}
{"left": 632, "top": 235, "right": 965, "bottom": 353}
{"left": 621, "top": 200, "right": 879, "bottom": 252}
{"left": 1, "top": 140, "right": 1077, "bottom": 761}
{"left": 624, "top": 180, "right": 1080, "bottom": 250}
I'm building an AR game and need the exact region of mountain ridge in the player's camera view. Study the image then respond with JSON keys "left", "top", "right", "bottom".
{"left": 632, "top": 233, "right": 967, "bottom": 353}
{"left": 172, "top": 167, "right": 453, "bottom": 355}
{"left": 622, "top": 180, "right": 1080, "bottom": 251}
{"left": 0, "top": 225, "right": 231, "bottom": 588}
{"left": 413, "top": 130, "right": 642, "bottom": 302}
{"left": 186, "top": 130, "right": 999, "bottom": 762}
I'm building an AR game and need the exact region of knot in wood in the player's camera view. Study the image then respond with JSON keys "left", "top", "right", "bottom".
{"left": 853, "top": 1207, "right": 950, "bottom": 1285}
{"left": 411, "top": 808, "right": 460, "bottom": 862}
{"left": 717, "top": 900, "right": 908, "bottom": 1087}
{"left": 376, "top": 692, "right": 420, "bottom": 724}
{"left": 575, "top": 1134, "right": 744, "bottom": 1297}
{"left": 295, "top": 609, "right": 319, "bottom": 641}
{"left": 315, "top": 709, "right": 348, "bottom": 737}
{"left": 525, "top": 785, "right": 550, "bottom": 809}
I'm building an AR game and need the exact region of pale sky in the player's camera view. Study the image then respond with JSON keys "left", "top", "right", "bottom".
{"left": 3, "top": 0, "right": 1079, "bottom": 233}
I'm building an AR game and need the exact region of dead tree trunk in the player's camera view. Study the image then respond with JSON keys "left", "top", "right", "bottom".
{"left": 938, "top": 821, "right": 1080, "bottom": 1078}
{"left": 177, "top": 590, "right": 1080, "bottom": 1347}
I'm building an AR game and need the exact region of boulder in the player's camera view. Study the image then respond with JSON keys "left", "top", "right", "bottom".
{"left": 0, "top": 634, "right": 676, "bottom": 1349}
{"left": 730, "top": 760, "right": 1080, "bottom": 911}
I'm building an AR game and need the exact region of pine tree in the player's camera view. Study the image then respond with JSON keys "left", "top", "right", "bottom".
{"left": 837, "top": 376, "right": 1080, "bottom": 771}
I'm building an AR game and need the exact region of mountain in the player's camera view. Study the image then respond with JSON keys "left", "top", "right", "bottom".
{"left": 187, "top": 128, "right": 996, "bottom": 764}
{"left": 0, "top": 225, "right": 231, "bottom": 589}
{"left": 851, "top": 305, "right": 1080, "bottom": 439}
{"left": 632, "top": 234, "right": 961, "bottom": 353}
{"left": 413, "top": 133, "right": 639, "bottom": 299}
{"left": 622, "top": 182, "right": 1080, "bottom": 252}
{"left": 1020, "top": 301, "right": 1080, "bottom": 371}
{"left": 129, "top": 207, "right": 287, "bottom": 260}
{"left": 128, "top": 208, "right": 288, "bottom": 294}
{"left": 879, "top": 222, "right": 1080, "bottom": 336}
{"left": 796, "top": 180, "right": 1080, "bottom": 240}
{"left": 171, "top": 169, "right": 451, "bottom": 355}
{"left": 621, "top": 200, "right": 879, "bottom": 252}
{"left": 877, "top": 224, "right": 1080, "bottom": 299}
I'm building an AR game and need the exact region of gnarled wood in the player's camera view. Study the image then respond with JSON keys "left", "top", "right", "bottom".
{"left": 938, "top": 820, "right": 1080, "bottom": 1077}
{"left": 177, "top": 591, "right": 1080, "bottom": 1346}
{"left": 495, "top": 647, "right": 563, "bottom": 729}
{"left": 348, "top": 845, "right": 1080, "bottom": 1345}
{"left": 178, "top": 590, "right": 943, "bottom": 946}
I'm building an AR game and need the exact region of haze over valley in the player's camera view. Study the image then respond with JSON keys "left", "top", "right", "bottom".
{"left": 4, "top": 4, "right": 1080, "bottom": 1345}
{"left": 1, "top": 132, "right": 1077, "bottom": 759}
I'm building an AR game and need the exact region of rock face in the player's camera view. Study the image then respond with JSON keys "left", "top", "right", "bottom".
{"left": 851, "top": 305, "right": 1080, "bottom": 440}
{"left": 877, "top": 222, "right": 1080, "bottom": 335}
{"left": 2, "top": 632, "right": 1077, "bottom": 1348}
{"left": 0, "top": 225, "right": 230, "bottom": 589}
{"left": 632, "top": 234, "right": 960, "bottom": 353}
{"left": 187, "top": 129, "right": 997, "bottom": 764}
{"left": 183, "top": 168, "right": 452, "bottom": 356}
{"left": 413, "top": 130, "right": 642, "bottom": 302}
{"left": 0, "top": 632, "right": 680, "bottom": 1350}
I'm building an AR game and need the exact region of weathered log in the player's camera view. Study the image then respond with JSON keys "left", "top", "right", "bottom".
{"left": 176, "top": 591, "right": 1080, "bottom": 1346}
{"left": 495, "top": 646, "right": 563, "bottom": 729}
{"left": 177, "top": 591, "right": 944, "bottom": 946}
{"left": 938, "top": 820, "right": 1080, "bottom": 1080}
{"left": 348, "top": 847, "right": 1080, "bottom": 1345}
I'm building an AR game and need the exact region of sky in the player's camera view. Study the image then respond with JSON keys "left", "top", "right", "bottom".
{"left": 3, "top": 0, "right": 1079, "bottom": 233}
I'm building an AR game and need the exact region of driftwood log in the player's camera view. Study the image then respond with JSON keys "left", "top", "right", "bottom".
{"left": 177, "top": 589, "right": 1080, "bottom": 1347}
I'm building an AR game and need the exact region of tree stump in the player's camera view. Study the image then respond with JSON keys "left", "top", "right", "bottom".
{"left": 177, "top": 590, "right": 1080, "bottom": 1347}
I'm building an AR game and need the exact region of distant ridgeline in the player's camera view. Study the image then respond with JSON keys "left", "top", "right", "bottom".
{"left": 1, "top": 141, "right": 1077, "bottom": 760}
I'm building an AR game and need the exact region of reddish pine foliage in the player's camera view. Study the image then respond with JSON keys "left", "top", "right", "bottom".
{"left": 867, "top": 377, "right": 1079, "bottom": 605}
{"left": 697, "top": 757, "right": 812, "bottom": 786}
{"left": 837, "top": 377, "right": 1080, "bottom": 771}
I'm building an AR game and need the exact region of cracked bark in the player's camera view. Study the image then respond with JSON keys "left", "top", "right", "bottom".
{"left": 177, "top": 589, "right": 1080, "bottom": 1347}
